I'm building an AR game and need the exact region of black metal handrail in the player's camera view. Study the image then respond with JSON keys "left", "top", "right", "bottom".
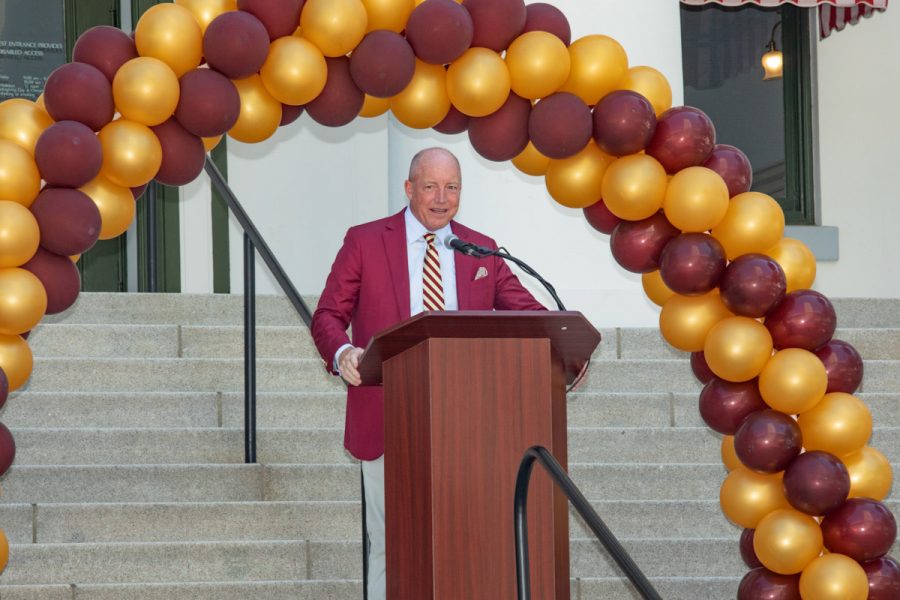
{"left": 203, "top": 156, "right": 314, "bottom": 463}
{"left": 514, "top": 445, "right": 662, "bottom": 600}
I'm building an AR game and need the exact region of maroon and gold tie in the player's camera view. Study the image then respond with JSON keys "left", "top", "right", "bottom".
{"left": 422, "top": 233, "right": 444, "bottom": 311}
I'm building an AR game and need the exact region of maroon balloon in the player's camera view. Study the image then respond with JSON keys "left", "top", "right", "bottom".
{"left": 237, "top": 0, "right": 304, "bottom": 41}
{"left": 645, "top": 106, "right": 716, "bottom": 174}
{"left": 0, "top": 368, "right": 8, "bottom": 411}
{"left": 815, "top": 339, "right": 864, "bottom": 394}
{"left": 822, "top": 498, "right": 897, "bottom": 562}
{"left": 703, "top": 144, "right": 753, "bottom": 199}
{"left": 405, "top": 0, "right": 474, "bottom": 65}
{"left": 691, "top": 351, "right": 716, "bottom": 384}
{"left": 0, "top": 422, "right": 14, "bottom": 477}
{"left": 34, "top": 121, "right": 103, "bottom": 188}
{"left": 720, "top": 254, "right": 787, "bottom": 318}
{"left": 305, "top": 57, "right": 365, "bottom": 128}
{"left": 699, "top": 377, "right": 767, "bottom": 435}
{"left": 522, "top": 2, "right": 571, "bottom": 45}
{"left": 30, "top": 188, "right": 102, "bottom": 256}
{"left": 175, "top": 68, "right": 241, "bottom": 138}
{"left": 734, "top": 409, "right": 802, "bottom": 473}
{"left": 43, "top": 62, "right": 115, "bottom": 131}
{"left": 737, "top": 568, "right": 801, "bottom": 600}
{"left": 433, "top": 106, "right": 470, "bottom": 134}
{"left": 765, "top": 290, "right": 837, "bottom": 351}
{"left": 592, "top": 90, "right": 657, "bottom": 157}
{"left": 463, "top": 0, "right": 526, "bottom": 52}
{"left": 151, "top": 118, "right": 206, "bottom": 187}
{"left": 740, "top": 528, "right": 763, "bottom": 569}
{"left": 583, "top": 199, "right": 622, "bottom": 235}
{"left": 468, "top": 93, "right": 530, "bottom": 161}
{"left": 783, "top": 451, "right": 850, "bottom": 516}
{"left": 529, "top": 92, "right": 592, "bottom": 159}
{"left": 72, "top": 25, "right": 139, "bottom": 82}
{"left": 863, "top": 555, "right": 900, "bottom": 600}
{"left": 203, "top": 10, "right": 270, "bottom": 79}
{"left": 21, "top": 247, "right": 81, "bottom": 315}
{"left": 349, "top": 30, "right": 416, "bottom": 98}
{"left": 658, "top": 233, "right": 726, "bottom": 296}
{"left": 609, "top": 212, "right": 679, "bottom": 273}
{"left": 280, "top": 104, "right": 304, "bottom": 126}
{"left": 131, "top": 184, "right": 148, "bottom": 200}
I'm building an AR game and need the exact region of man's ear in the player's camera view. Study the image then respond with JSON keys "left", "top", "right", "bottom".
{"left": 404, "top": 179, "right": 413, "bottom": 201}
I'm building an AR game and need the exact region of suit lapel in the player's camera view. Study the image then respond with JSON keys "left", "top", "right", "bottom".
{"left": 383, "top": 211, "right": 411, "bottom": 320}
{"left": 451, "top": 222, "right": 476, "bottom": 310}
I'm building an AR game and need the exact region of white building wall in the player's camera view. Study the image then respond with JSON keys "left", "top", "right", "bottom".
{"left": 177, "top": 0, "right": 898, "bottom": 327}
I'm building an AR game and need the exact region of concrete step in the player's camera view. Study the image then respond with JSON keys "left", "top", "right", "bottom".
{"left": 10, "top": 426, "right": 900, "bottom": 466}
{"left": 41, "top": 293, "right": 314, "bottom": 327}
{"left": 0, "top": 581, "right": 360, "bottom": 600}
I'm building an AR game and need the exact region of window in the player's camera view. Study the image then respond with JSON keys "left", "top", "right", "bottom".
{"left": 681, "top": 4, "right": 816, "bottom": 225}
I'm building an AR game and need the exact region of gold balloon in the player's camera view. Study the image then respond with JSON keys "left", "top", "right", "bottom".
{"left": 113, "top": 57, "right": 181, "bottom": 126}
{"left": 174, "top": 0, "right": 237, "bottom": 33}
{"left": 35, "top": 94, "right": 46, "bottom": 111}
{"left": 545, "top": 141, "right": 614, "bottom": 209}
{"left": 758, "top": 348, "right": 828, "bottom": 414}
{"left": 0, "top": 268, "right": 47, "bottom": 335}
{"left": 134, "top": 2, "right": 203, "bottom": 77}
{"left": 0, "top": 527, "right": 7, "bottom": 573}
{"left": 80, "top": 175, "right": 137, "bottom": 240}
{"left": 260, "top": 36, "right": 328, "bottom": 106}
{"left": 766, "top": 238, "right": 817, "bottom": 293}
{"left": 720, "top": 468, "right": 789, "bottom": 529}
{"left": 842, "top": 446, "right": 893, "bottom": 500}
{"left": 228, "top": 75, "right": 282, "bottom": 144}
{"left": 559, "top": 34, "right": 628, "bottom": 105}
{"left": 0, "top": 139, "right": 41, "bottom": 207}
{"left": 300, "top": 0, "right": 368, "bottom": 57}
{"left": 704, "top": 316, "right": 773, "bottom": 383}
{"left": 641, "top": 270, "right": 674, "bottom": 307}
{"left": 0, "top": 98, "right": 54, "bottom": 155}
{"left": 798, "top": 392, "right": 872, "bottom": 457}
{"left": 722, "top": 435, "right": 741, "bottom": 471}
{"left": 359, "top": 94, "right": 391, "bottom": 118}
{"left": 70, "top": 254, "right": 81, "bottom": 263}
{"left": 202, "top": 135, "right": 222, "bottom": 152}
{"left": 0, "top": 200, "right": 40, "bottom": 268}
{"left": 621, "top": 65, "right": 672, "bottom": 116}
{"left": 362, "top": 0, "right": 414, "bottom": 33}
{"left": 799, "top": 553, "right": 869, "bottom": 600}
{"left": 600, "top": 154, "right": 667, "bottom": 220}
{"left": 505, "top": 31, "right": 571, "bottom": 100}
{"left": 512, "top": 142, "right": 550, "bottom": 177}
{"left": 446, "top": 48, "right": 511, "bottom": 118}
{"left": 663, "top": 166, "right": 730, "bottom": 232}
{"left": 98, "top": 119, "right": 163, "bottom": 188}
{"left": 390, "top": 60, "right": 450, "bottom": 129}
{"left": 711, "top": 192, "right": 786, "bottom": 260}
{"left": 0, "top": 332, "right": 33, "bottom": 390}
{"left": 753, "top": 508, "right": 823, "bottom": 575}
{"left": 659, "top": 290, "right": 732, "bottom": 352}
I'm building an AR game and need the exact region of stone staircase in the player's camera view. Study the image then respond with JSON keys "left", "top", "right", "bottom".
{"left": 0, "top": 293, "right": 897, "bottom": 599}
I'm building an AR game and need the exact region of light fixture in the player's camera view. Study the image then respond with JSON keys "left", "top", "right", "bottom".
{"left": 762, "top": 20, "right": 783, "bottom": 80}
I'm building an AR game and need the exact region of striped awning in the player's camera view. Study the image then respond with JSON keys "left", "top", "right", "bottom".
{"left": 680, "top": 0, "right": 888, "bottom": 38}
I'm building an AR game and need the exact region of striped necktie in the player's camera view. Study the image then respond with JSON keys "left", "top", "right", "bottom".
{"left": 422, "top": 233, "right": 444, "bottom": 311}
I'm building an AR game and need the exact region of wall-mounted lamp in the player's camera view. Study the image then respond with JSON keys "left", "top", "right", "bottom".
{"left": 762, "top": 20, "right": 783, "bottom": 80}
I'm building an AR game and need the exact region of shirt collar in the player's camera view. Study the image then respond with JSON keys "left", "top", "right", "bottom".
{"left": 404, "top": 207, "right": 453, "bottom": 246}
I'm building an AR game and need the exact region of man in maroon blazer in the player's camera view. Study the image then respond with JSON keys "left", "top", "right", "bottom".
{"left": 311, "top": 147, "right": 545, "bottom": 599}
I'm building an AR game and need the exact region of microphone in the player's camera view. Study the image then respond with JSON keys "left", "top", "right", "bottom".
{"left": 444, "top": 234, "right": 493, "bottom": 257}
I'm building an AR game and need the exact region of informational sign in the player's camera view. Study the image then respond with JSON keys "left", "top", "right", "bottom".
{"left": 0, "top": 0, "right": 66, "bottom": 100}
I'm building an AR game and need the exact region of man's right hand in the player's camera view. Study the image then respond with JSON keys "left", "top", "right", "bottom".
{"left": 338, "top": 346, "right": 365, "bottom": 386}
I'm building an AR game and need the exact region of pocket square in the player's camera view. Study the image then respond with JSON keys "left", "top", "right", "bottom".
{"left": 474, "top": 266, "right": 488, "bottom": 280}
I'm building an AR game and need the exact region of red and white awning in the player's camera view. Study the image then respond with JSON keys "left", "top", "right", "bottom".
{"left": 680, "top": 0, "right": 889, "bottom": 38}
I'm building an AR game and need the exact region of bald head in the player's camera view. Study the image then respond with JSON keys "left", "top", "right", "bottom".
{"left": 408, "top": 147, "right": 461, "bottom": 182}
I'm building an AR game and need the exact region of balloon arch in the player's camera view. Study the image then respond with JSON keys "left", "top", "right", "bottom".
{"left": 0, "top": 0, "right": 896, "bottom": 596}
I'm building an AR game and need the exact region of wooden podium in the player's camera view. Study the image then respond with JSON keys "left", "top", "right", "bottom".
{"left": 358, "top": 311, "right": 601, "bottom": 600}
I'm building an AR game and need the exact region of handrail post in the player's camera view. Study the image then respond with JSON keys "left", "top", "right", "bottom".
{"left": 146, "top": 182, "right": 158, "bottom": 293}
{"left": 243, "top": 232, "right": 257, "bottom": 464}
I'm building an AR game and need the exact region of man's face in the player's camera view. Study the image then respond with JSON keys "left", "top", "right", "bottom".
{"left": 405, "top": 152, "right": 461, "bottom": 232}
